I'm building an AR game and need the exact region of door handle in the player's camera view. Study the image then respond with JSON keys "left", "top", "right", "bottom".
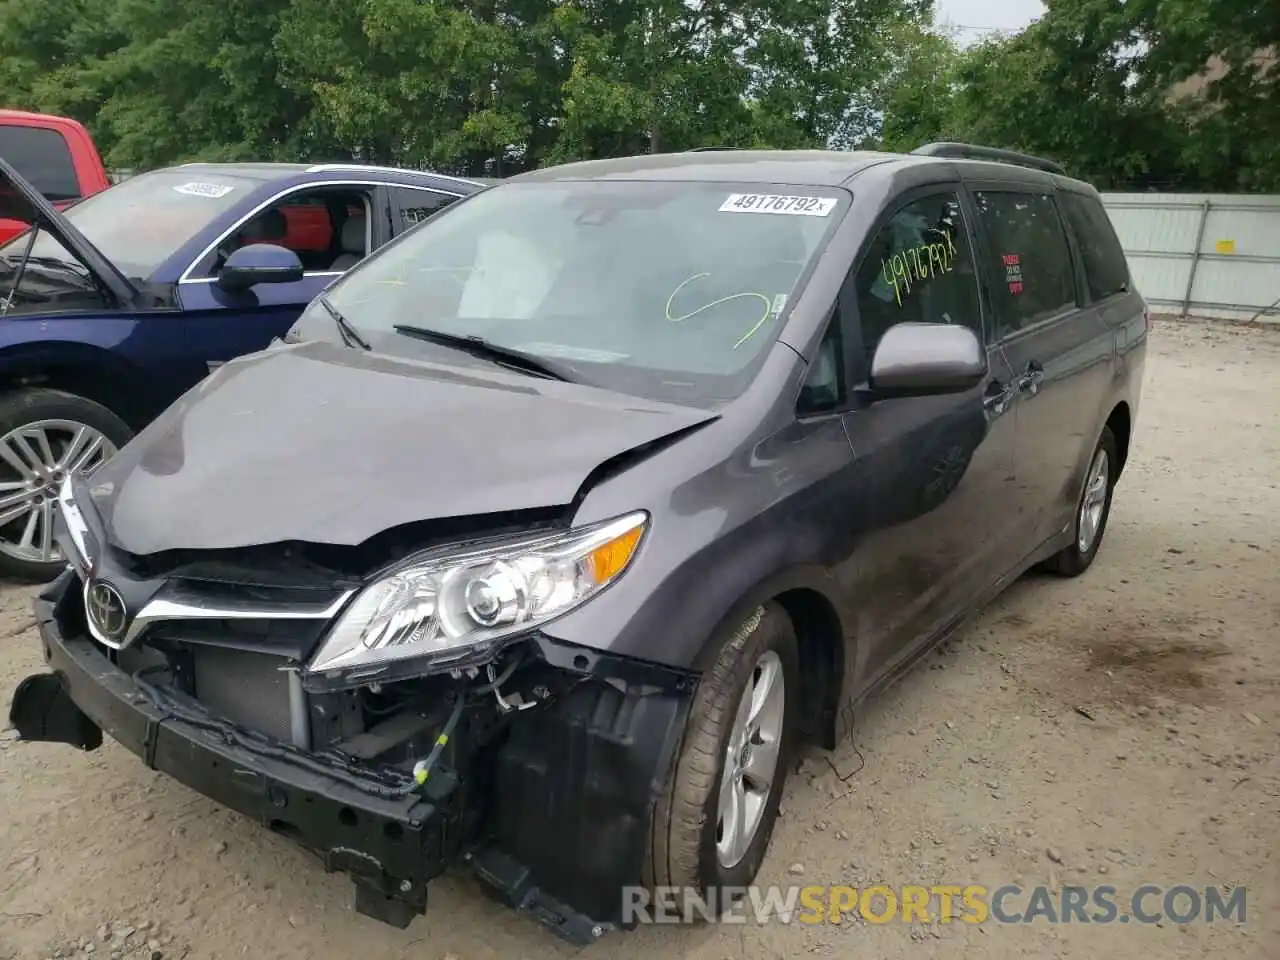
{"left": 1016, "top": 360, "right": 1044, "bottom": 395}
{"left": 983, "top": 380, "right": 1014, "bottom": 415}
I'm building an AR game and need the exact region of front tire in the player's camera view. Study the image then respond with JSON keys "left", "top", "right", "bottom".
{"left": 0, "top": 388, "right": 132, "bottom": 582}
{"left": 644, "top": 601, "right": 799, "bottom": 915}
{"left": 1042, "top": 425, "right": 1118, "bottom": 577}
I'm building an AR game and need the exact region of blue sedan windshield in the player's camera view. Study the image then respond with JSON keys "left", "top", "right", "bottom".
{"left": 0, "top": 169, "right": 259, "bottom": 279}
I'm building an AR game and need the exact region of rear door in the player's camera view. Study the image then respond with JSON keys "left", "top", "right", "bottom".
{"left": 831, "top": 185, "right": 1023, "bottom": 681}
{"left": 966, "top": 183, "right": 1114, "bottom": 548}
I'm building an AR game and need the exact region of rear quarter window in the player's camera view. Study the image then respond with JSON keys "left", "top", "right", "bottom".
{"left": 0, "top": 125, "right": 80, "bottom": 201}
{"left": 1060, "top": 192, "right": 1130, "bottom": 301}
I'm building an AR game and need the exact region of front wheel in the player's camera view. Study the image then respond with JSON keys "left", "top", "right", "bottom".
{"left": 0, "top": 389, "right": 132, "bottom": 582}
{"left": 644, "top": 601, "right": 799, "bottom": 914}
{"left": 1042, "top": 425, "right": 1118, "bottom": 577}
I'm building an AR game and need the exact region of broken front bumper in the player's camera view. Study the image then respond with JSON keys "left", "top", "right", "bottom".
{"left": 11, "top": 570, "right": 695, "bottom": 943}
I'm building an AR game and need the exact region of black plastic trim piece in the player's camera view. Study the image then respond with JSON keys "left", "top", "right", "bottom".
{"left": 911, "top": 141, "right": 1066, "bottom": 176}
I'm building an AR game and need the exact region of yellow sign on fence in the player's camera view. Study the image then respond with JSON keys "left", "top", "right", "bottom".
{"left": 1215, "top": 239, "right": 1236, "bottom": 254}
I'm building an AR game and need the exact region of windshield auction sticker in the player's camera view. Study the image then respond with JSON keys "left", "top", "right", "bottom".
{"left": 719, "top": 193, "right": 836, "bottom": 216}
{"left": 172, "top": 182, "right": 236, "bottom": 199}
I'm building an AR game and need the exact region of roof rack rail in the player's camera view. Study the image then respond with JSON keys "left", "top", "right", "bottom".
{"left": 910, "top": 142, "right": 1066, "bottom": 176}
{"left": 686, "top": 146, "right": 741, "bottom": 152}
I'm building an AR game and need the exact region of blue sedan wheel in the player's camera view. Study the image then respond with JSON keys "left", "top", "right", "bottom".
{"left": 0, "top": 389, "right": 131, "bottom": 582}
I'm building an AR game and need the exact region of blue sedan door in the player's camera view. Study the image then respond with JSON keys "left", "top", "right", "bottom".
{"left": 174, "top": 273, "right": 340, "bottom": 374}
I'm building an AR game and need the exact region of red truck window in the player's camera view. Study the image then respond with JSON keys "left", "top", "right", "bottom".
{"left": 0, "top": 125, "right": 81, "bottom": 201}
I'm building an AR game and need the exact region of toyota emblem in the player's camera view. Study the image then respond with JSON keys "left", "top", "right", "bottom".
{"left": 86, "top": 581, "right": 128, "bottom": 641}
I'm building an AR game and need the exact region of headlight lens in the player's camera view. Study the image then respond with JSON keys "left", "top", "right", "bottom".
{"left": 306, "top": 511, "right": 647, "bottom": 681}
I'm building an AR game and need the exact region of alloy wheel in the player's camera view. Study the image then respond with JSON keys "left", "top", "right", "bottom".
{"left": 1077, "top": 447, "right": 1110, "bottom": 554}
{"left": 716, "top": 648, "right": 786, "bottom": 869}
{"left": 0, "top": 420, "right": 117, "bottom": 564}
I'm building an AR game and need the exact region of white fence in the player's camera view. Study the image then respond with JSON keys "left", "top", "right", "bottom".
{"left": 1101, "top": 192, "right": 1280, "bottom": 323}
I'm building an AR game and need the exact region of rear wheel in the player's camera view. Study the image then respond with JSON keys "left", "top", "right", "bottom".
{"left": 644, "top": 602, "right": 799, "bottom": 917}
{"left": 0, "top": 389, "right": 132, "bottom": 582}
{"left": 1042, "top": 425, "right": 1118, "bottom": 577}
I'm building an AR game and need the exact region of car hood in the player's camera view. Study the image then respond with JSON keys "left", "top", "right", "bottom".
{"left": 0, "top": 156, "right": 138, "bottom": 307}
{"left": 86, "top": 340, "right": 717, "bottom": 555}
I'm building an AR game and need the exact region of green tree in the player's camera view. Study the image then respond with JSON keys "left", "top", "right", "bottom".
{"left": 874, "top": 22, "right": 964, "bottom": 151}
{"left": 547, "top": 0, "right": 753, "bottom": 161}
{"left": 943, "top": 1, "right": 1184, "bottom": 188}
{"left": 0, "top": 0, "right": 129, "bottom": 153}
{"left": 888, "top": 0, "right": 1278, "bottom": 191}
{"left": 742, "top": 0, "right": 938, "bottom": 149}
{"left": 1130, "top": 0, "right": 1280, "bottom": 190}
{"left": 275, "top": 0, "right": 554, "bottom": 174}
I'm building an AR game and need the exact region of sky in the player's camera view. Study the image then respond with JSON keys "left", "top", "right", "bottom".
{"left": 935, "top": 0, "right": 1046, "bottom": 44}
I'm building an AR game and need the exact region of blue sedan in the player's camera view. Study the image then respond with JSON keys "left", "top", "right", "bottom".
{"left": 0, "top": 158, "right": 485, "bottom": 579}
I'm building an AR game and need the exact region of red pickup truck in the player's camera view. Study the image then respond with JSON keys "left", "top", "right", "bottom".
{"left": 0, "top": 109, "right": 111, "bottom": 244}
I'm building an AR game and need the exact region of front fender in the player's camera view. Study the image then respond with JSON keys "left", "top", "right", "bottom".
{"left": 541, "top": 491, "right": 856, "bottom": 674}
{"left": 0, "top": 334, "right": 158, "bottom": 425}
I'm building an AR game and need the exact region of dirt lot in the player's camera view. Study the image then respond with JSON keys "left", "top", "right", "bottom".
{"left": 2, "top": 319, "right": 1278, "bottom": 960}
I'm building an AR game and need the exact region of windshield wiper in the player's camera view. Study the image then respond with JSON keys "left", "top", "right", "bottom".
{"left": 316, "top": 294, "right": 370, "bottom": 350}
{"left": 392, "top": 324, "right": 574, "bottom": 382}
{"left": 17, "top": 255, "right": 91, "bottom": 277}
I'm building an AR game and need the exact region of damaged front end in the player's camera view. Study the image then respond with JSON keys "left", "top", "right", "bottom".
{"left": 10, "top": 488, "right": 695, "bottom": 944}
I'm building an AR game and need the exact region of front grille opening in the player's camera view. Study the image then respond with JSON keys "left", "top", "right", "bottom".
{"left": 187, "top": 646, "right": 294, "bottom": 741}
{"left": 148, "top": 617, "right": 330, "bottom": 657}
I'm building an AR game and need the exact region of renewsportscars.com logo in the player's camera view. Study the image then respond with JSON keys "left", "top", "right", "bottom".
{"left": 622, "top": 883, "right": 1248, "bottom": 926}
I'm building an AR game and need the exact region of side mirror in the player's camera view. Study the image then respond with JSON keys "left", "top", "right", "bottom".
{"left": 217, "top": 243, "right": 304, "bottom": 291}
{"left": 869, "top": 322, "right": 987, "bottom": 398}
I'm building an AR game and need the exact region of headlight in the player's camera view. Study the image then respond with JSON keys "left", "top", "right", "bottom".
{"left": 56, "top": 476, "right": 94, "bottom": 575}
{"left": 306, "top": 511, "right": 647, "bottom": 683}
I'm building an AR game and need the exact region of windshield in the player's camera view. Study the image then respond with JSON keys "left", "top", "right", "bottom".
{"left": 309, "top": 180, "right": 848, "bottom": 405}
{"left": 0, "top": 168, "right": 259, "bottom": 279}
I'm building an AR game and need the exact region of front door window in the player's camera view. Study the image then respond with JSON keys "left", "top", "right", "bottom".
{"left": 853, "top": 192, "right": 983, "bottom": 377}
{"left": 194, "top": 186, "right": 375, "bottom": 278}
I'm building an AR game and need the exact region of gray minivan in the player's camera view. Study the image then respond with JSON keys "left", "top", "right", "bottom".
{"left": 11, "top": 142, "right": 1147, "bottom": 942}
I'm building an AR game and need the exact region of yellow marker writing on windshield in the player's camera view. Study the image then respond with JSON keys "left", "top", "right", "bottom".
{"left": 665, "top": 274, "right": 774, "bottom": 349}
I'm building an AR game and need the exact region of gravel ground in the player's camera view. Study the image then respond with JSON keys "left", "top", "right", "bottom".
{"left": 2, "top": 318, "right": 1277, "bottom": 960}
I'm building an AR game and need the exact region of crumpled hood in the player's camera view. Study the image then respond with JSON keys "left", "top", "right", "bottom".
{"left": 88, "top": 341, "right": 716, "bottom": 555}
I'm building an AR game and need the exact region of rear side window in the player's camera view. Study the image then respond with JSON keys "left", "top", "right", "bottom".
{"left": 390, "top": 187, "right": 459, "bottom": 233}
{"left": 973, "top": 191, "right": 1076, "bottom": 338}
{"left": 1060, "top": 192, "right": 1129, "bottom": 301}
{"left": 0, "top": 125, "right": 80, "bottom": 201}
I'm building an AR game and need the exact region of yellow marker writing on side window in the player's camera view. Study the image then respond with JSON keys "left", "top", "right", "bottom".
{"left": 880, "top": 234, "right": 959, "bottom": 307}
{"left": 665, "top": 274, "right": 773, "bottom": 349}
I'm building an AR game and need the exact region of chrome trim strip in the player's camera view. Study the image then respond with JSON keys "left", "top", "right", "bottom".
{"left": 180, "top": 270, "right": 344, "bottom": 287}
{"left": 304, "top": 163, "right": 483, "bottom": 188}
{"left": 117, "top": 587, "right": 357, "bottom": 649}
{"left": 176, "top": 180, "right": 463, "bottom": 285}
{"left": 287, "top": 669, "right": 311, "bottom": 748}
{"left": 56, "top": 478, "right": 92, "bottom": 574}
